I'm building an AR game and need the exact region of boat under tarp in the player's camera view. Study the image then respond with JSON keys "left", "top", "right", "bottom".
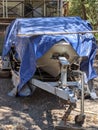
{"left": 2, "top": 16, "right": 97, "bottom": 95}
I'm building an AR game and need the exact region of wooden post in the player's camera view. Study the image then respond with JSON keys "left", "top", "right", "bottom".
{"left": 6, "top": 0, "right": 8, "bottom": 18}
{"left": 2, "top": 0, "right": 5, "bottom": 18}
{"left": 43, "top": 0, "right": 46, "bottom": 16}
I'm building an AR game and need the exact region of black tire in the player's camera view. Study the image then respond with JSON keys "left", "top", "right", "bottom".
{"left": 75, "top": 115, "right": 85, "bottom": 126}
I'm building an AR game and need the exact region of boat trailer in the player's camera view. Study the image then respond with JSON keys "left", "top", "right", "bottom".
{"left": 10, "top": 41, "right": 86, "bottom": 126}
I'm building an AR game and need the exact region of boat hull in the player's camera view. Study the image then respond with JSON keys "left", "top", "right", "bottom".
{"left": 37, "top": 40, "right": 78, "bottom": 77}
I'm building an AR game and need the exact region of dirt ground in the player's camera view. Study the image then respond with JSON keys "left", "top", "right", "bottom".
{"left": 0, "top": 60, "right": 98, "bottom": 130}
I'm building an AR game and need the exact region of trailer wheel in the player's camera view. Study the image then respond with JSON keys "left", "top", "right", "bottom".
{"left": 75, "top": 114, "right": 85, "bottom": 126}
{"left": 0, "top": 69, "right": 11, "bottom": 78}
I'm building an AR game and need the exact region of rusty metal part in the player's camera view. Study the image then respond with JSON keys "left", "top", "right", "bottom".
{"left": 62, "top": 103, "right": 76, "bottom": 124}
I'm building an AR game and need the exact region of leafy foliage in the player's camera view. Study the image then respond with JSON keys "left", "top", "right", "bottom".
{"left": 69, "top": 0, "right": 98, "bottom": 29}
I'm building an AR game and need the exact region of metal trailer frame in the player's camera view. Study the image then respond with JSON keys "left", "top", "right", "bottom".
{"left": 30, "top": 58, "right": 85, "bottom": 126}
{"left": 11, "top": 55, "right": 85, "bottom": 126}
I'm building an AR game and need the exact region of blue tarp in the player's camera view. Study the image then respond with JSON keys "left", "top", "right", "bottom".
{"left": 2, "top": 17, "right": 97, "bottom": 94}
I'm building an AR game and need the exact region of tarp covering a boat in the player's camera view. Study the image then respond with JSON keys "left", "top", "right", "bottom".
{"left": 2, "top": 17, "right": 97, "bottom": 94}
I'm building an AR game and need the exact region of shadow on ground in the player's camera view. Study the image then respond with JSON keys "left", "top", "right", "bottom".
{"left": 0, "top": 79, "right": 98, "bottom": 130}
